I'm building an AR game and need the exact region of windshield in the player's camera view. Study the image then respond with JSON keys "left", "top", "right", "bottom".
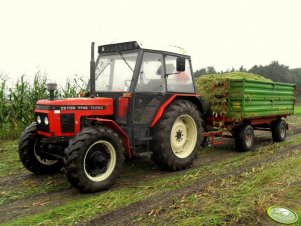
{"left": 95, "top": 52, "right": 138, "bottom": 92}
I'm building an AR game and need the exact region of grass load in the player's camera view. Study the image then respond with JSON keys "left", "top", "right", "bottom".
{"left": 195, "top": 72, "right": 272, "bottom": 119}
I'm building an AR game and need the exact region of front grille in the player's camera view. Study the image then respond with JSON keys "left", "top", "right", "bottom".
{"left": 60, "top": 114, "right": 75, "bottom": 133}
{"left": 36, "top": 113, "right": 50, "bottom": 133}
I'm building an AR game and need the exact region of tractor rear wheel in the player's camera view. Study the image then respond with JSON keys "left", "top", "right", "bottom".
{"left": 271, "top": 119, "right": 286, "bottom": 142}
{"left": 234, "top": 124, "right": 254, "bottom": 152}
{"left": 151, "top": 100, "right": 203, "bottom": 171}
{"left": 19, "top": 122, "right": 63, "bottom": 174}
{"left": 64, "top": 127, "right": 124, "bottom": 193}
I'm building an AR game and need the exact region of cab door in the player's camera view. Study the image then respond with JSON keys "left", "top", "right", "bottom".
{"left": 131, "top": 52, "right": 166, "bottom": 145}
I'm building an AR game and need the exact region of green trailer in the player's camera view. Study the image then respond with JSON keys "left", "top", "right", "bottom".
{"left": 227, "top": 79, "right": 295, "bottom": 120}
{"left": 203, "top": 79, "right": 296, "bottom": 151}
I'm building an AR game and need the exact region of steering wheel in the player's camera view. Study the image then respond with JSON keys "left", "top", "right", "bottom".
{"left": 124, "top": 79, "right": 131, "bottom": 87}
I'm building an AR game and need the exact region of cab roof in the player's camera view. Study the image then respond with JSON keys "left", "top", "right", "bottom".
{"left": 98, "top": 41, "right": 190, "bottom": 58}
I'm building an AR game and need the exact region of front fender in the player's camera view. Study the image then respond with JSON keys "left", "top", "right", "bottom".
{"left": 86, "top": 118, "right": 132, "bottom": 158}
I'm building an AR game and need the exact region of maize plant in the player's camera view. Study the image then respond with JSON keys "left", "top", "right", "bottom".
{"left": 0, "top": 72, "right": 87, "bottom": 139}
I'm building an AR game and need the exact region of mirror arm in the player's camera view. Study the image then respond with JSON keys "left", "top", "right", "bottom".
{"left": 165, "top": 72, "right": 179, "bottom": 77}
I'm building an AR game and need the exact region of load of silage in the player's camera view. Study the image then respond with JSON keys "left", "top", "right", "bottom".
{"left": 195, "top": 72, "right": 272, "bottom": 119}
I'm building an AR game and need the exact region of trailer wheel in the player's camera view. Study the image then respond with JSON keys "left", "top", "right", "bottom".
{"left": 19, "top": 122, "right": 63, "bottom": 174}
{"left": 271, "top": 119, "right": 286, "bottom": 142}
{"left": 235, "top": 124, "right": 254, "bottom": 152}
{"left": 151, "top": 100, "right": 203, "bottom": 171}
{"left": 64, "top": 127, "right": 124, "bottom": 193}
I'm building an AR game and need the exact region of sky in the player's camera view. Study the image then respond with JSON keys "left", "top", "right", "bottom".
{"left": 0, "top": 0, "right": 300, "bottom": 85}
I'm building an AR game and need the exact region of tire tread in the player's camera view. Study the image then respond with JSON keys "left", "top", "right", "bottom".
{"left": 64, "top": 127, "right": 124, "bottom": 193}
{"left": 151, "top": 100, "right": 203, "bottom": 171}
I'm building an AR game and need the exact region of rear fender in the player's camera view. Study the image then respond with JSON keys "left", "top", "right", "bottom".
{"left": 151, "top": 94, "right": 204, "bottom": 127}
{"left": 86, "top": 118, "right": 132, "bottom": 158}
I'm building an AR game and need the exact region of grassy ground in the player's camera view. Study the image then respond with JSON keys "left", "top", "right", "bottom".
{"left": 0, "top": 116, "right": 301, "bottom": 225}
{"left": 136, "top": 145, "right": 301, "bottom": 225}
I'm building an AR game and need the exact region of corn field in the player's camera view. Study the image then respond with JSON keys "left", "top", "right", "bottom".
{"left": 0, "top": 71, "right": 87, "bottom": 139}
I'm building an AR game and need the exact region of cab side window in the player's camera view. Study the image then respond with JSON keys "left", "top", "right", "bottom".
{"left": 135, "top": 52, "right": 165, "bottom": 92}
{"left": 165, "top": 55, "right": 194, "bottom": 93}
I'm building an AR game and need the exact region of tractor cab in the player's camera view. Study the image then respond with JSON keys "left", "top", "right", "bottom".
{"left": 89, "top": 42, "right": 197, "bottom": 150}
{"left": 92, "top": 41, "right": 195, "bottom": 94}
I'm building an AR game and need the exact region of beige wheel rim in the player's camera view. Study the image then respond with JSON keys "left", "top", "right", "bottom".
{"left": 83, "top": 140, "right": 116, "bottom": 182}
{"left": 280, "top": 122, "right": 286, "bottom": 138}
{"left": 170, "top": 115, "right": 197, "bottom": 158}
{"left": 245, "top": 129, "right": 253, "bottom": 148}
{"left": 34, "top": 140, "right": 58, "bottom": 165}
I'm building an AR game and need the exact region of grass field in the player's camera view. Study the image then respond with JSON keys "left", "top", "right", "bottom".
{"left": 0, "top": 116, "right": 301, "bottom": 225}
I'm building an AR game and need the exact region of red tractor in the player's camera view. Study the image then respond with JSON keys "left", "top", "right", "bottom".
{"left": 19, "top": 41, "right": 205, "bottom": 192}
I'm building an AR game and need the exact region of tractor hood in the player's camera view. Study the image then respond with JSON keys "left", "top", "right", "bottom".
{"left": 35, "top": 97, "right": 114, "bottom": 137}
{"left": 36, "top": 97, "right": 113, "bottom": 111}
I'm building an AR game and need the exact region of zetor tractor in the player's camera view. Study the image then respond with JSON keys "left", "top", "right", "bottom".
{"left": 19, "top": 41, "right": 205, "bottom": 193}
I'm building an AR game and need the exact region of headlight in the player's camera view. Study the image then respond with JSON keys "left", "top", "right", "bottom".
{"left": 44, "top": 116, "right": 49, "bottom": 125}
{"left": 37, "top": 115, "right": 41, "bottom": 124}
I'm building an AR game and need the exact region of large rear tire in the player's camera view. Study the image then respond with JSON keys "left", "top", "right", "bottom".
{"left": 271, "top": 119, "right": 286, "bottom": 142}
{"left": 64, "top": 127, "right": 124, "bottom": 193}
{"left": 19, "top": 122, "right": 63, "bottom": 174}
{"left": 151, "top": 100, "right": 203, "bottom": 171}
{"left": 234, "top": 124, "right": 254, "bottom": 152}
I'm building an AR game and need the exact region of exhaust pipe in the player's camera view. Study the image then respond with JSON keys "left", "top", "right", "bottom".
{"left": 46, "top": 83, "right": 57, "bottom": 100}
{"left": 90, "top": 42, "right": 96, "bottom": 97}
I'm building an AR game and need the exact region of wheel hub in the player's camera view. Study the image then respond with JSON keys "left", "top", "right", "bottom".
{"left": 83, "top": 140, "right": 117, "bottom": 182}
{"left": 85, "top": 148, "right": 110, "bottom": 176}
{"left": 280, "top": 123, "right": 286, "bottom": 138}
{"left": 245, "top": 131, "right": 253, "bottom": 147}
{"left": 175, "top": 130, "right": 184, "bottom": 142}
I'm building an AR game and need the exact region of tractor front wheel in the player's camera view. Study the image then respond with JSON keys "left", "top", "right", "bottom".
{"left": 19, "top": 122, "right": 63, "bottom": 174}
{"left": 64, "top": 127, "right": 124, "bottom": 193}
{"left": 151, "top": 100, "right": 203, "bottom": 171}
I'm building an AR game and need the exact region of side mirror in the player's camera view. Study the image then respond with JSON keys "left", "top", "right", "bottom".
{"left": 176, "top": 57, "right": 186, "bottom": 72}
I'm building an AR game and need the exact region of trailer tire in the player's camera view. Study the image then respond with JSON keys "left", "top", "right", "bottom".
{"left": 19, "top": 122, "right": 63, "bottom": 174}
{"left": 271, "top": 119, "right": 286, "bottom": 142}
{"left": 151, "top": 100, "right": 203, "bottom": 171}
{"left": 64, "top": 127, "right": 124, "bottom": 193}
{"left": 235, "top": 124, "right": 254, "bottom": 152}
